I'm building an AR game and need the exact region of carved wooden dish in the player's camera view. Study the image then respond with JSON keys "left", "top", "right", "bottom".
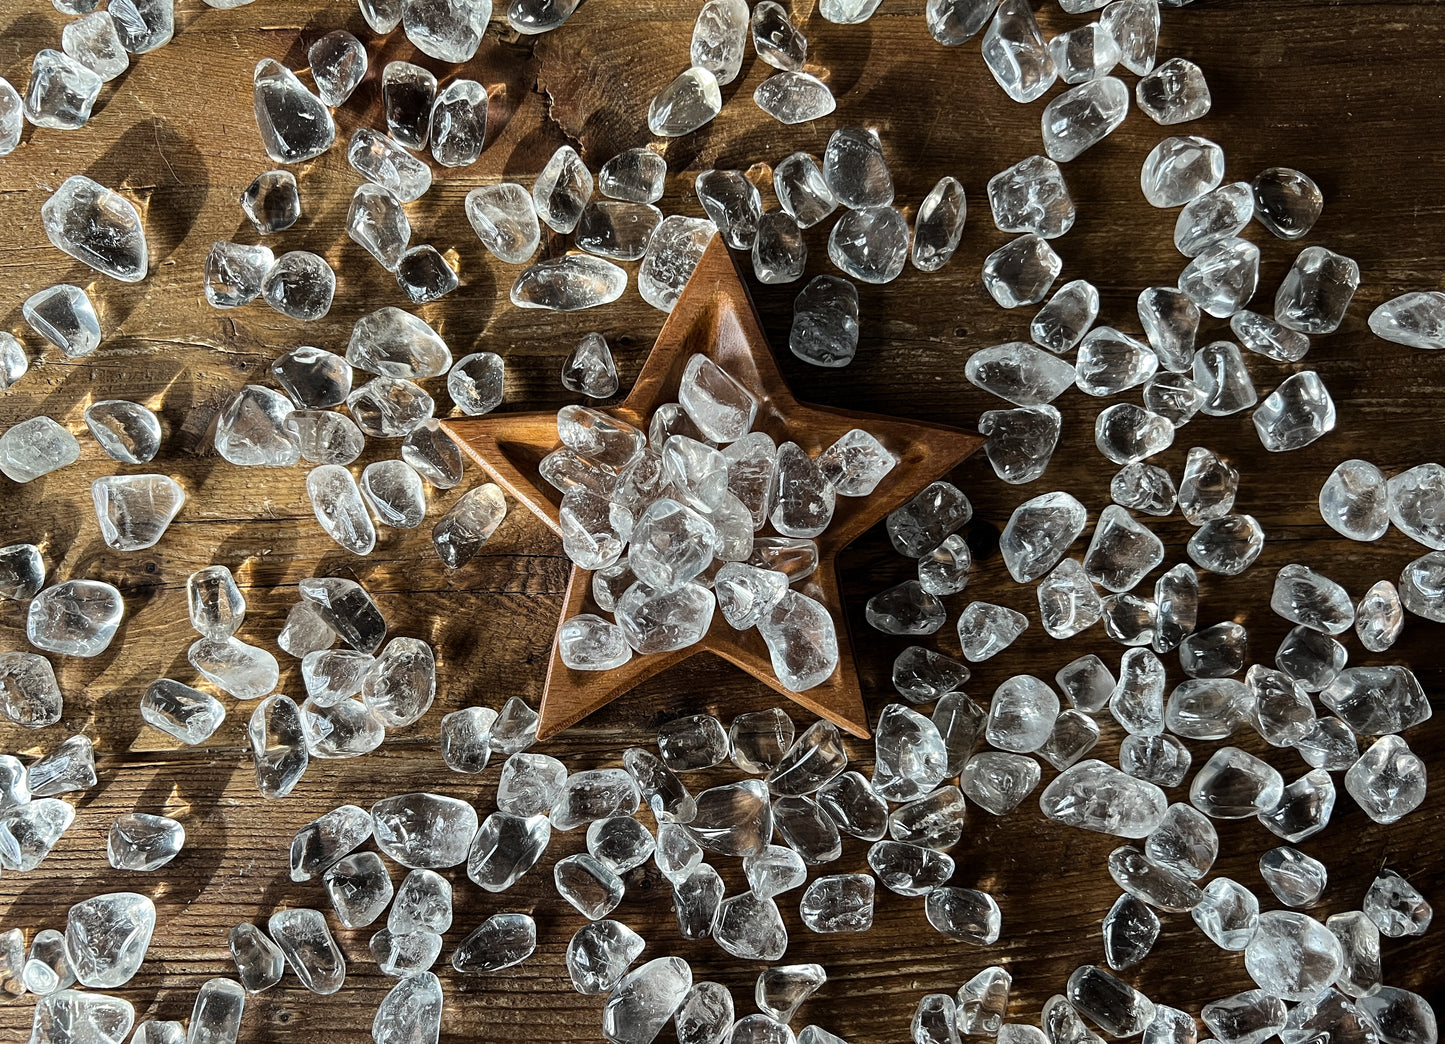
{"left": 444, "top": 236, "right": 985, "bottom": 741}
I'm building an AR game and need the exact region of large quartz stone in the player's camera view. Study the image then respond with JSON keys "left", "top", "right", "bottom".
{"left": 649, "top": 67, "right": 722, "bottom": 137}
{"left": 1042, "top": 77, "right": 1129, "bottom": 163}
{"left": 253, "top": 59, "right": 335, "bottom": 163}
{"left": 401, "top": 0, "right": 490, "bottom": 61}
{"left": 372, "top": 792, "right": 479, "bottom": 869}
{"left": 92, "top": 475, "right": 184, "bottom": 551}
{"left": 268, "top": 908, "right": 345, "bottom": 994}
{"left": 27, "top": 580, "right": 122, "bottom": 657}
{"left": 23, "top": 50, "right": 102, "bottom": 130}
{"left": 1143, "top": 139, "right": 1222, "bottom": 208}
{"left": 467, "top": 183, "right": 541, "bottom": 264}
{"left": 982, "top": 0, "right": 1056, "bottom": 103}
{"left": 66, "top": 892, "right": 156, "bottom": 988}
{"left": 42, "top": 176, "right": 148, "bottom": 282}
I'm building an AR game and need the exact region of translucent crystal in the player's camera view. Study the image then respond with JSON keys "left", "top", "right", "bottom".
{"left": 692, "top": 0, "right": 749, "bottom": 83}
{"left": 743, "top": 845, "right": 809, "bottom": 899}
{"left": 956, "top": 601, "right": 1029, "bottom": 661}
{"left": 1101, "top": 0, "right": 1158, "bottom": 73}
{"left": 62, "top": 12, "right": 130, "bottom": 82}
{"left": 91, "top": 473, "right": 184, "bottom": 551}
{"left": 239, "top": 170, "right": 300, "bottom": 234}
{"left": 1109, "top": 845, "right": 1202, "bottom": 912}
{"left": 961, "top": 751, "right": 1042, "bottom": 814}
{"left": 1111, "top": 463, "right": 1176, "bottom": 517}
{"left": 1096, "top": 404, "right": 1174, "bottom": 466}
{"left": 906, "top": 176, "right": 970, "bottom": 273}
{"left": 0, "top": 651, "right": 62, "bottom": 729}
{"left": 1103, "top": 893, "right": 1160, "bottom": 970}
{"left": 569, "top": 920, "right": 645, "bottom": 995}
{"left": 262, "top": 250, "right": 335, "bottom": 320}
{"left": 42, "top": 175, "right": 148, "bottom": 282}
{"left": 649, "top": 67, "right": 722, "bottom": 136}
{"left": 1316, "top": 459, "right": 1389, "bottom": 540}
{"left": 774, "top": 154, "right": 837, "bottom": 232}
{"left": 752, "top": 209, "right": 807, "bottom": 282}
{"left": 0, "top": 333, "right": 27, "bottom": 389}
{"left": 24, "top": 284, "right": 101, "bottom": 359}
{"left": 379, "top": 60, "right": 435, "bottom": 149}
{"left": 671, "top": 872, "right": 724, "bottom": 943}
{"left": 982, "top": 0, "right": 1056, "bottom": 102}
{"left": 1041, "top": 77, "right": 1129, "bottom": 163}
{"left": 1257, "top": 766, "right": 1335, "bottom": 842}
{"left": 139, "top": 679, "right": 223, "bottom": 745}
{"left": 587, "top": 818, "right": 655, "bottom": 876}
{"left": 1201, "top": 991, "right": 1286, "bottom": 1044}
{"left": 0, "top": 78, "right": 17, "bottom": 155}
{"left": 959, "top": 967, "right": 1011, "bottom": 1037}
{"left": 1194, "top": 881, "right": 1259, "bottom": 950}
{"left": 23, "top": 50, "right": 102, "bottom": 130}
{"left": 367, "top": 792, "right": 477, "bottom": 871}
{"left": 303, "top": 464, "right": 374, "bottom": 555}
{"left": 788, "top": 276, "right": 859, "bottom": 369}
{"left": 1033, "top": 280, "right": 1099, "bottom": 352}
{"left": 890, "top": 785, "right": 968, "bottom": 850}
{"left": 1137, "top": 56, "right": 1210, "bottom": 124}
{"left": 556, "top": 853, "right": 625, "bottom": 920}
{"left": 1345, "top": 735, "right": 1426, "bottom": 824}
{"left": 1363, "top": 870, "right": 1432, "bottom": 938}
{"left": 688, "top": 779, "right": 773, "bottom": 857}
{"left": 0, "top": 795, "right": 76, "bottom": 867}
{"left": 1369, "top": 290, "right": 1445, "bottom": 349}
{"left": 1274, "top": 246, "right": 1359, "bottom": 335}
{"left": 1037, "top": 559, "right": 1103, "bottom": 638}
{"left": 1189, "top": 746, "right": 1284, "bottom": 819}
{"left": 1388, "top": 462, "right": 1445, "bottom": 549}
{"left": 1083, "top": 505, "right": 1164, "bottom": 593}
{"left": 1231, "top": 308, "right": 1310, "bottom": 362}
{"left": 30, "top": 991, "right": 136, "bottom": 1043}
{"left": 431, "top": 78, "right": 488, "bottom": 167}
{"left": 603, "top": 957, "right": 693, "bottom": 1044}
{"left": 23, "top": 928, "right": 73, "bottom": 997}
{"left": 926, "top": 887, "right": 1002, "bottom": 945}
{"left": 1120, "top": 734, "right": 1191, "bottom": 788}
{"left": 638, "top": 216, "right": 717, "bottom": 312}
{"left": 106, "top": 813, "right": 183, "bottom": 872}
{"left": 1253, "top": 167, "right": 1323, "bottom": 240}
{"left": 1134, "top": 288, "right": 1198, "bottom": 373}
{"left": 968, "top": 343, "right": 1076, "bottom": 406}
{"left": 1321, "top": 664, "right": 1429, "bottom": 735}
{"left": 600, "top": 148, "right": 667, "bottom": 204}
{"left": 494, "top": 753, "right": 565, "bottom": 817}
{"left": 979, "top": 404, "right": 1061, "bottom": 484}
{"left": 64, "top": 892, "right": 155, "bottom": 989}
{"left": 1188, "top": 514, "right": 1265, "bottom": 575}
{"left": 1244, "top": 910, "right": 1345, "bottom": 1002}
{"left": 553, "top": 770, "right": 641, "bottom": 832}
{"left": 1256, "top": 846, "right": 1327, "bottom": 908}
{"left": 1040, "top": 759, "right": 1168, "bottom": 837}
{"left": 27, "top": 579, "right": 122, "bottom": 657}
{"left": 1163, "top": 676, "right": 1247, "bottom": 741}
{"left": 1050, "top": 23, "right": 1119, "bottom": 83}
{"left": 799, "top": 873, "right": 874, "bottom": 933}
{"left": 1075, "top": 327, "right": 1158, "bottom": 397}
{"left": 752, "top": 1, "right": 807, "bottom": 70}
{"left": 371, "top": 972, "right": 442, "bottom": 1044}
{"left": 913, "top": 995, "right": 959, "bottom": 1044}
{"left": 825, "top": 206, "right": 908, "bottom": 284}
{"left": 982, "top": 233, "right": 1062, "bottom": 307}
{"left": 464, "top": 183, "right": 541, "bottom": 264}
{"left": 395, "top": 244, "right": 458, "bottom": 304}
{"left": 574, "top": 201, "right": 662, "bottom": 263}
{"left": 1181, "top": 238, "right": 1260, "bottom": 318}
{"left": 252, "top": 60, "right": 334, "bottom": 164}
{"left": 865, "top": 581, "right": 943, "bottom": 636}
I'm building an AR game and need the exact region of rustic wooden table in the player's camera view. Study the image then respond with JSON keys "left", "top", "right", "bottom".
{"left": 0, "top": 0, "right": 1440, "bottom": 1041}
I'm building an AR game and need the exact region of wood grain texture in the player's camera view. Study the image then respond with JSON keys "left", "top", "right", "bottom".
{"left": 0, "top": 0, "right": 1442, "bottom": 1042}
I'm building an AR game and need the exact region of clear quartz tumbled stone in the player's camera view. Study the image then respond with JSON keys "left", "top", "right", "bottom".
{"left": 982, "top": 234, "right": 1062, "bottom": 308}
{"left": 1042, "top": 77, "right": 1129, "bottom": 163}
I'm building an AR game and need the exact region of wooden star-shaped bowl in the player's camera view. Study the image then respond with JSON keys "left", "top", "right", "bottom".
{"left": 443, "top": 237, "right": 984, "bottom": 741}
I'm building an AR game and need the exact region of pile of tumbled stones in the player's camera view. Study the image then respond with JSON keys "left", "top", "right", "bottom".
{"left": 0, "top": 0, "right": 1441, "bottom": 1043}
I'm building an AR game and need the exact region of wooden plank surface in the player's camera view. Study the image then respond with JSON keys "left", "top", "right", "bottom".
{"left": 0, "top": 0, "right": 1442, "bottom": 1041}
